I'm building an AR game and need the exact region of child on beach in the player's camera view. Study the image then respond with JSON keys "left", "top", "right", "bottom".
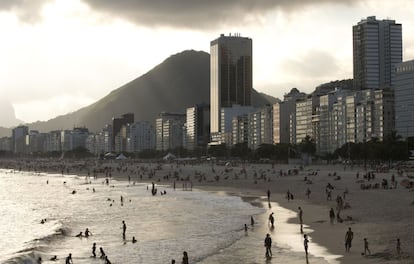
{"left": 363, "top": 238, "right": 371, "bottom": 256}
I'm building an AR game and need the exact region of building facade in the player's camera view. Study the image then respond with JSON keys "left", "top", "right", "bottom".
{"left": 395, "top": 60, "right": 414, "bottom": 138}
{"left": 353, "top": 16, "right": 402, "bottom": 90}
{"left": 210, "top": 34, "right": 253, "bottom": 138}
{"left": 156, "top": 112, "right": 185, "bottom": 151}
{"left": 185, "top": 105, "right": 210, "bottom": 150}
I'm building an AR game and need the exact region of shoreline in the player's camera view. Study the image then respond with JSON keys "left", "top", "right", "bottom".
{"left": 1, "top": 159, "right": 413, "bottom": 263}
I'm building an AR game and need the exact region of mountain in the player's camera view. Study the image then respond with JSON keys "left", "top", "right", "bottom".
{"left": 28, "top": 50, "right": 277, "bottom": 133}
{"left": 0, "top": 98, "right": 23, "bottom": 128}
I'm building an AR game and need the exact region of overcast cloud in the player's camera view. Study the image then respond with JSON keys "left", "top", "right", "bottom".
{"left": 0, "top": 0, "right": 358, "bottom": 27}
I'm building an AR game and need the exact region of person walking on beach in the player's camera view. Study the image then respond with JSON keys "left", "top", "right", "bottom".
{"left": 306, "top": 188, "right": 311, "bottom": 199}
{"left": 363, "top": 238, "right": 371, "bottom": 256}
{"left": 92, "top": 242, "right": 96, "bottom": 257}
{"left": 122, "top": 220, "right": 127, "bottom": 239}
{"left": 269, "top": 212, "right": 275, "bottom": 227}
{"left": 65, "top": 253, "right": 73, "bottom": 264}
{"left": 345, "top": 227, "right": 354, "bottom": 252}
{"left": 267, "top": 189, "right": 271, "bottom": 202}
{"left": 298, "top": 207, "right": 303, "bottom": 224}
{"left": 397, "top": 238, "right": 401, "bottom": 255}
{"left": 182, "top": 251, "right": 189, "bottom": 264}
{"left": 264, "top": 233, "right": 272, "bottom": 257}
{"left": 329, "top": 208, "right": 335, "bottom": 224}
{"left": 304, "top": 234, "right": 309, "bottom": 256}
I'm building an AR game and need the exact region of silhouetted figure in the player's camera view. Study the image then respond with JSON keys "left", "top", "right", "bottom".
{"left": 65, "top": 253, "right": 73, "bottom": 264}
{"left": 92, "top": 242, "right": 96, "bottom": 257}
{"left": 251, "top": 216, "right": 255, "bottom": 226}
{"left": 397, "top": 238, "right": 401, "bottom": 255}
{"left": 85, "top": 228, "right": 92, "bottom": 237}
{"left": 298, "top": 207, "right": 303, "bottom": 224}
{"left": 182, "top": 251, "right": 189, "bottom": 264}
{"left": 122, "top": 220, "right": 127, "bottom": 239}
{"left": 363, "top": 238, "right": 371, "bottom": 256}
{"left": 50, "top": 255, "right": 57, "bottom": 261}
{"left": 304, "top": 234, "right": 309, "bottom": 255}
{"left": 269, "top": 212, "right": 275, "bottom": 227}
{"left": 345, "top": 227, "right": 354, "bottom": 252}
{"left": 100, "top": 247, "right": 106, "bottom": 259}
{"left": 75, "top": 232, "right": 83, "bottom": 237}
{"left": 264, "top": 233, "right": 272, "bottom": 257}
{"left": 132, "top": 236, "right": 137, "bottom": 243}
{"left": 329, "top": 208, "right": 335, "bottom": 224}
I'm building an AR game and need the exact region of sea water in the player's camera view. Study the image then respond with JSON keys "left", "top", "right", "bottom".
{"left": 0, "top": 169, "right": 340, "bottom": 264}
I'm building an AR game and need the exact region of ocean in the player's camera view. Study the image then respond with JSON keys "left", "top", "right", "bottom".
{"left": 0, "top": 169, "right": 340, "bottom": 264}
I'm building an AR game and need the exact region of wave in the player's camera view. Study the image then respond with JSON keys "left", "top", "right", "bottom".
{"left": 3, "top": 221, "right": 70, "bottom": 264}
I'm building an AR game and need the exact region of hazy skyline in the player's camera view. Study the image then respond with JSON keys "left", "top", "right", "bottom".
{"left": 1, "top": 0, "right": 413, "bottom": 124}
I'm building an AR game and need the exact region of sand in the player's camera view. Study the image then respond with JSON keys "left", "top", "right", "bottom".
{"left": 1, "top": 158, "right": 413, "bottom": 263}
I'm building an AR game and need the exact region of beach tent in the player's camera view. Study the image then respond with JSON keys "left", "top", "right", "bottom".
{"left": 163, "top": 153, "right": 176, "bottom": 161}
{"left": 116, "top": 153, "right": 128, "bottom": 160}
{"left": 104, "top": 152, "right": 117, "bottom": 159}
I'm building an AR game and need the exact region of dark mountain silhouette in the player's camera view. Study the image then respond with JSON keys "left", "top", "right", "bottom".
{"left": 24, "top": 50, "right": 277, "bottom": 133}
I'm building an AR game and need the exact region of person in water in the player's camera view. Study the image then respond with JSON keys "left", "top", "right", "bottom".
{"left": 50, "top": 255, "right": 57, "bottom": 261}
{"left": 104, "top": 255, "right": 112, "bottom": 264}
{"left": 75, "top": 232, "right": 83, "bottom": 237}
{"left": 65, "top": 253, "right": 73, "bottom": 264}
{"left": 182, "top": 251, "right": 189, "bottom": 264}
{"left": 132, "top": 236, "right": 137, "bottom": 243}
{"left": 85, "top": 228, "right": 92, "bottom": 237}
{"left": 100, "top": 247, "right": 106, "bottom": 259}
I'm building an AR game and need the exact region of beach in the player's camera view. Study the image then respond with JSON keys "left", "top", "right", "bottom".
{"left": 1, "top": 158, "right": 413, "bottom": 263}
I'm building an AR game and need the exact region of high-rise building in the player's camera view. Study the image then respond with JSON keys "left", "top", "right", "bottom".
{"left": 353, "top": 16, "right": 402, "bottom": 90}
{"left": 156, "top": 112, "right": 185, "bottom": 151}
{"left": 12, "top": 125, "right": 29, "bottom": 153}
{"left": 185, "top": 104, "right": 210, "bottom": 150}
{"left": 112, "top": 113, "right": 134, "bottom": 151}
{"left": 210, "top": 33, "right": 252, "bottom": 138}
{"left": 395, "top": 60, "right": 414, "bottom": 138}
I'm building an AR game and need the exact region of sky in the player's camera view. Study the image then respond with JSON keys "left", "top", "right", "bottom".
{"left": 0, "top": 0, "right": 414, "bottom": 125}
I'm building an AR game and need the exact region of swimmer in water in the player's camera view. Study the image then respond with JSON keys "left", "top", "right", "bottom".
{"left": 65, "top": 253, "right": 73, "bottom": 264}
{"left": 75, "top": 232, "right": 83, "bottom": 237}
{"left": 85, "top": 228, "right": 92, "bottom": 237}
{"left": 132, "top": 236, "right": 137, "bottom": 243}
{"left": 50, "top": 255, "right": 57, "bottom": 261}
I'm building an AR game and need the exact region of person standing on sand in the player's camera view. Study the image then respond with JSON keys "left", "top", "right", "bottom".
{"left": 267, "top": 189, "right": 271, "bottom": 202}
{"left": 345, "top": 227, "right": 354, "bottom": 252}
{"left": 304, "top": 234, "right": 309, "bottom": 256}
{"left": 298, "top": 207, "right": 303, "bottom": 224}
{"left": 92, "top": 242, "right": 97, "bottom": 257}
{"left": 122, "top": 220, "right": 127, "bottom": 239}
{"left": 329, "top": 208, "right": 335, "bottom": 224}
{"left": 396, "top": 238, "right": 401, "bottom": 255}
{"left": 264, "top": 233, "right": 272, "bottom": 257}
{"left": 269, "top": 212, "right": 275, "bottom": 227}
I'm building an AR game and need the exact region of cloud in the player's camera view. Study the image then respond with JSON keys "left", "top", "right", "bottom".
{"left": 80, "top": 0, "right": 358, "bottom": 29}
{"left": 282, "top": 50, "right": 340, "bottom": 79}
{"left": 0, "top": 0, "right": 52, "bottom": 23}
